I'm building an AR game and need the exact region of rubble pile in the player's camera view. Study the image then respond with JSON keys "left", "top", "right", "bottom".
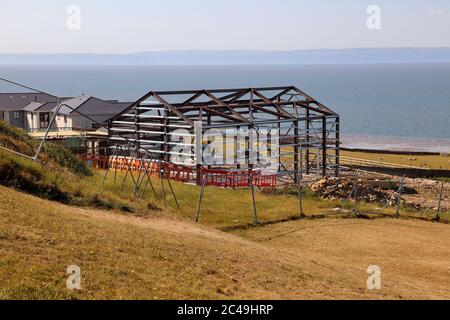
{"left": 403, "top": 178, "right": 450, "bottom": 211}
{"left": 311, "top": 177, "right": 399, "bottom": 204}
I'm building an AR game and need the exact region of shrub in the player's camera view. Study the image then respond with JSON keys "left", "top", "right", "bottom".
{"left": 0, "top": 120, "right": 91, "bottom": 176}
{"left": 43, "top": 142, "right": 91, "bottom": 176}
{"left": 0, "top": 151, "right": 69, "bottom": 202}
{"left": 0, "top": 121, "right": 35, "bottom": 156}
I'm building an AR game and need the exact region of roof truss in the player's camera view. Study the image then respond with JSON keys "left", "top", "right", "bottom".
{"left": 110, "top": 86, "right": 337, "bottom": 125}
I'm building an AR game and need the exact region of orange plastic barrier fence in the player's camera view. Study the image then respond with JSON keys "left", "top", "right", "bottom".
{"left": 107, "top": 157, "right": 194, "bottom": 183}
{"left": 78, "top": 155, "right": 276, "bottom": 188}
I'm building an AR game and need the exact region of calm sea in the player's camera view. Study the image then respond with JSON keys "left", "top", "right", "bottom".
{"left": 1, "top": 63, "right": 449, "bottom": 152}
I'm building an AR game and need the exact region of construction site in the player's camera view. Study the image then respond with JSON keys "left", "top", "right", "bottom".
{"left": 106, "top": 86, "right": 339, "bottom": 180}
{"left": 1, "top": 79, "right": 449, "bottom": 300}
{"left": 1, "top": 76, "right": 448, "bottom": 222}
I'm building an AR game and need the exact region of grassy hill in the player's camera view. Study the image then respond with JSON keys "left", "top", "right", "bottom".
{"left": 1, "top": 186, "right": 449, "bottom": 300}
{"left": 1, "top": 120, "right": 450, "bottom": 299}
{"left": 0, "top": 121, "right": 150, "bottom": 212}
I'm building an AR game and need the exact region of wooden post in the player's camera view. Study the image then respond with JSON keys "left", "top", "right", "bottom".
{"left": 195, "top": 175, "right": 207, "bottom": 223}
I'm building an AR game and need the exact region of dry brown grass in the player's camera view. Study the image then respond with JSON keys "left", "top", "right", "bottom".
{"left": 341, "top": 150, "right": 450, "bottom": 170}
{"left": 233, "top": 218, "right": 450, "bottom": 299}
{"left": 1, "top": 186, "right": 449, "bottom": 300}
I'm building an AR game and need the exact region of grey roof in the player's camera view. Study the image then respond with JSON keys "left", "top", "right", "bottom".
{"left": 23, "top": 101, "right": 44, "bottom": 112}
{"left": 64, "top": 96, "right": 132, "bottom": 116}
{"left": 57, "top": 95, "right": 92, "bottom": 114}
{"left": 0, "top": 93, "right": 57, "bottom": 111}
{"left": 0, "top": 93, "right": 132, "bottom": 119}
{"left": 55, "top": 96, "right": 132, "bottom": 115}
{"left": 36, "top": 101, "right": 59, "bottom": 112}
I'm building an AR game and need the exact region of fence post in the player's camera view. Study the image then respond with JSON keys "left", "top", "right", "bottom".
{"left": 353, "top": 184, "right": 359, "bottom": 216}
{"left": 436, "top": 181, "right": 444, "bottom": 221}
{"left": 249, "top": 173, "right": 259, "bottom": 226}
{"left": 396, "top": 176, "right": 405, "bottom": 217}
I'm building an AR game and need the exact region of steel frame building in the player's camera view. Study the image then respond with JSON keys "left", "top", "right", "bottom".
{"left": 107, "top": 86, "right": 340, "bottom": 186}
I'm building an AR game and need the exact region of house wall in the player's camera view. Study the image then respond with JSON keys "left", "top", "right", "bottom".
{"left": 55, "top": 114, "right": 73, "bottom": 131}
{"left": 25, "top": 112, "right": 74, "bottom": 132}
{"left": 9, "top": 111, "right": 25, "bottom": 129}
{"left": 14, "top": 112, "right": 115, "bottom": 132}
{"left": 26, "top": 112, "right": 39, "bottom": 131}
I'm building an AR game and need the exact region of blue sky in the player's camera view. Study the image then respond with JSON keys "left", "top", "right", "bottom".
{"left": 0, "top": 0, "right": 449, "bottom": 53}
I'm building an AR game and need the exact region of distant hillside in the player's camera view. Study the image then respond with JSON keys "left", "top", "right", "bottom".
{"left": 1, "top": 48, "right": 450, "bottom": 65}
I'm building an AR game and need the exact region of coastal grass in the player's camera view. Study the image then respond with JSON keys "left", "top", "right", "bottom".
{"left": 95, "top": 169, "right": 444, "bottom": 228}
{"left": 0, "top": 149, "right": 152, "bottom": 214}
{"left": 0, "top": 186, "right": 254, "bottom": 300}
{"left": 341, "top": 150, "right": 450, "bottom": 170}
{"left": 0, "top": 147, "right": 443, "bottom": 230}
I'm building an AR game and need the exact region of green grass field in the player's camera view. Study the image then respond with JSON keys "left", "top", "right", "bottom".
{"left": 94, "top": 169, "right": 449, "bottom": 227}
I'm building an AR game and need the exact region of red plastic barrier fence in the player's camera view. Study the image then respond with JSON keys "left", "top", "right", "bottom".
{"left": 78, "top": 155, "right": 109, "bottom": 170}
{"left": 200, "top": 168, "right": 277, "bottom": 188}
{"left": 78, "top": 155, "right": 276, "bottom": 188}
{"left": 163, "top": 163, "right": 194, "bottom": 183}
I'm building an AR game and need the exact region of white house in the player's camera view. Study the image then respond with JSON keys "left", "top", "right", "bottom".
{"left": 0, "top": 93, "right": 131, "bottom": 134}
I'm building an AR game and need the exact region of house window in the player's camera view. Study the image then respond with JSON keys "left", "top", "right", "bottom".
{"left": 0, "top": 111, "right": 4, "bottom": 121}
{"left": 64, "top": 115, "right": 67, "bottom": 124}
{"left": 39, "top": 113, "right": 50, "bottom": 129}
{"left": 13, "top": 111, "right": 20, "bottom": 119}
